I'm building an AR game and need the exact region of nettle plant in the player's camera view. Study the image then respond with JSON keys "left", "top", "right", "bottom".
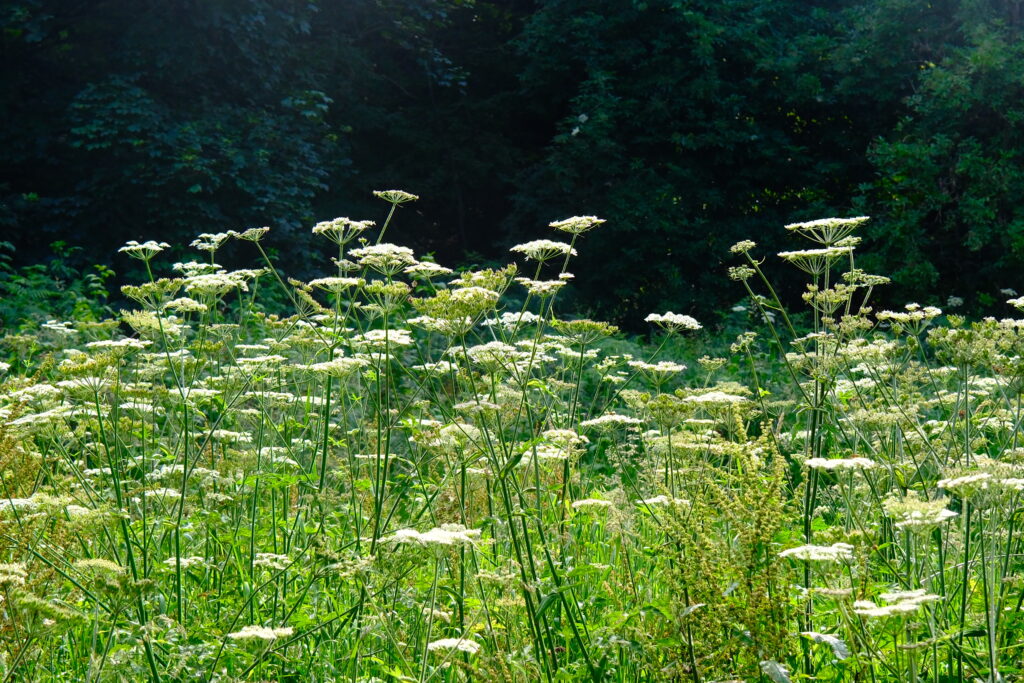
{"left": 1, "top": 198, "right": 1023, "bottom": 682}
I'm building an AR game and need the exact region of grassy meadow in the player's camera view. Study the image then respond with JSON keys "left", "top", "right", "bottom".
{"left": 2, "top": 198, "right": 1024, "bottom": 681}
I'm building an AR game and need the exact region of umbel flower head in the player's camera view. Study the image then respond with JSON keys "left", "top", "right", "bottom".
{"left": 348, "top": 243, "right": 417, "bottom": 275}
{"left": 785, "top": 216, "right": 869, "bottom": 245}
{"left": 313, "top": 217, "right": 375, "bottom": 245}
{"left": 227, "top": 625, "right": 294, "bottom": 642}
{"left": 235, "top": 226, "right": 269, "bottom": 242}
{"left": 427, "top": 637, "right": 481, "bottom": 655}
{"left": 119, "top": 240, "right": 170, "bottom": 261}
{"left": 777, "top": 246, "right": 854, "bottom": 275}
{"left": 853, "top": 589, "right": 941, "bottom": 619}
{"left": 778, "top": 543, "right": 854, "bottom": 562}
{"left": 645, "top": 312, "right": 702, "bottom": 333}
{"left": 373, "top": 189, "right": 419, "bottom": 204}
{"left": 510, "top": 239, "right": 577, "bottom": 262}
{"left": 549, "top": 215, "right": 605, "bottom": 235}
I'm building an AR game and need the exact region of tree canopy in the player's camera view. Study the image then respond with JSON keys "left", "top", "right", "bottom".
{"left": 3, "top": 0, "right": 1022, "bottom": 323}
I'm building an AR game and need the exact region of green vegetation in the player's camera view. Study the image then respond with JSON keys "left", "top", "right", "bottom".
{"left": 4, "top": 0, "right": 1024, "bottom": 320}
{"left": 2, "top": 196, "right": 1024, "bottom": 680}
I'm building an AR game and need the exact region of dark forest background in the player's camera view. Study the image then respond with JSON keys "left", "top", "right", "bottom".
{"left": 4, "top": 0, "right": 1024, "bottom": 326}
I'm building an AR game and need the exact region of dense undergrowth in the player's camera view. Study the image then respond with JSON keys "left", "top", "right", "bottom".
{"left": 2, "top": 194, "right": 1024, "bottom": 681}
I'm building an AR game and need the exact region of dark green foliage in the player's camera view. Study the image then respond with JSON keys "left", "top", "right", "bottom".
{"left": 0, "top": 241, "right": 113, "bottom": 329}
{"left": 2, "top": 0, "right": 1023, "bottom": 322}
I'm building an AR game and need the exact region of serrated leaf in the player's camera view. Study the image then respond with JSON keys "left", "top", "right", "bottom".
{"left": 801, "top": 631, "right": 851, "bottom": 660}
{"left": 759, "top": 660, "right": 791, "bottom": 683}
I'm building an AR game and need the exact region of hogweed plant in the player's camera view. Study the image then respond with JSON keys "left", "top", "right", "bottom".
{"left": 1, "top": 197, "right": 1023, "bottom": 681}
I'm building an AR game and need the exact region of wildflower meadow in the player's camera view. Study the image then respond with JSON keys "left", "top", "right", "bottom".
{"left": 3, "top": 194, "right": 1024, "bottom": 682}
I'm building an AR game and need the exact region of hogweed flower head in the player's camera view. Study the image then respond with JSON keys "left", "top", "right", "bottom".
{"left": 730, "top": 240, "right": 757, "bottom": 255}
{"left": 804, "top": 457, "right": 877, "bottom": 471}
{"left": 381, "top": 524, "right": 482, "bottom": 547}
{"left": 510, "top": 239, "right": 577, "bottom": 262}
{"left": 779, "top": 543, "right": 854, "bottom": 562}
{"left": 313, "top": 217, "right": 375, "bottom": 245}
{"left": 784, "top": 216, "right": 869, "bottom": 245}
{"left": 427, "top": 637, "right": 481, "bottom": 655}
{"left": 645, "top": 311, "right": 702, "bottom": 333}
{"left": 348, "top": 243, "right": 416, "bottom": 275}
{"left": 119, "top": 240, "right": 170, "bottom": 261}
{"left": 190, "top": 232, "right": 233, "bottom": 253}
{"left": 549, "top": 215, "right": 605, "bottom": 235}
{"left": 777, "top": 246, "right": 854, "bottom": 275}
{"left": 853, "top": 589, "right": 940, "bottom": 618}
{"left": 235, "top": 226, "right": 269, "bottom": 242}
{"left": 883, "top": 495, "right": 958, "bottom": 533}
{"left": 373, "top": 189, "right": 419, "bottom": 204}
{"left": 227, "top": 625, "right": 294, "bottom": 642}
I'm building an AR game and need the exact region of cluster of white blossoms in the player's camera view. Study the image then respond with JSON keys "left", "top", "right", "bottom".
{"left": 509, "top": 239, "right": 577, "bottom": 261}
{"left": 644, "top": 312, "right": 702, "bottom": 332}
{"left": 938, "top": 471, "right": 993, "bottom": 498}
{"left": 579, "top": 413, "right": 645, "bottom": 429}
{"left": 312, "top": 217, "right": 375, "bottom": 244}
{"left": 883, "top": 496, "right": 958, "bottom": 531}
{"left": 777, "top": 246, "right": 854, "bottom": 274}
{"left": 253, "top": 553, "right": 291, "bottom": 570}
{"left": 348, "top": 243, "right": 417, "bottom": 274}
{"left": 404, "top": 262, "right": 453, "bottom": 278}
{"left": 308, "top": 276, "right": 365, "bottom": 293}
{"left": 853, "top": 589, "right": 941, "bottom": 619}
{"left": 227, "top": 625, "right": 294, "bottom": 642}
{"left": 548, "top": 215, "right": 605, "bottom": 234}
{"left": 515, "top": 277, "right": 568, "bottom": 297}
{"left": 119, "top": 240, "right": 170, "bottom": 260}
{"left": 628, "top": 360, "right": 687, "bottom": 375}
{"left": 302, "top": 357, "right": 370, "bottom": 379}
{"left": 636, "top": 495, "right": 689, "bottom": 506}
{"left": 0, "top": 563, "right": 28, "bottom": 588}
{"left": 804, "top": 457, "right": 877, "bottom": 471}
{"left": 877, "top": 303, "right": 943, "bottom": 324}
{"left": 190, "top": 232, "right": 233, "bottom": 253}
{"left": 482, "top": 311, "right": 540, "bottom": 331}
{"left": 571, "top": 498, "right": 614, "bottom": 510}
{"left": 183, "top": 271, "right": 251, "bottom": 297}
{"left": 784, "top": 216, "right": 869, "bottom": 245}
{"left": 778, "top": 543, "right": 855, "bottom": 562}
{"left": 381, "top": 524, "right": 482, "bottom": 547}
{"left": 373, "top": 189, "right": 419, "bottom": 204}
{"left": 426, "top": 637, "right": 481, "bottom": 655}
{"left": 682, "top": 391, "right": 749, "bottom": 406}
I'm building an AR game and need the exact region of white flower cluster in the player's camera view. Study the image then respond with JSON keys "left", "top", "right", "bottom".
{"left": 877, "top": 303, "right": 942, "bottom": 324}
{"left": 571, "top": 498, "right": 613, "bottom": 510}
{"left": 682, "top": 391, "right": 749, "bottom": 405}
{"left": 303, "top": 357, "right": 370, "bottom": 378}
{"left": 119, "top": 240, "right": 170, "bottom": 260}
{"left": 227, "top": 625, "right": 294, "bottom": 642}
{"left": 778, "top": 543, "right": 854, "bottom": 562}
{"left": 426, "top": 637, "right": 481, "bottom": 655}
{"left": 381, "top": 524, "right": 482, "bottom": 546}
{"left": 644, "top": 312, "right": 702, "bottom": 332}
{"left": 804, "top": 457, "right": 876, "bottom": 471}
{"left": 312, "top": 217, "right": 375, "bottom": 244}
{"left": 883, "top": 496, "right": 958, "bottom": 531}
{"left": 853, "top": 589, "right": 940, "bottom": 619}
{"left": 548, "top": 215, "right": 605, "bottom": 234}
{"left": 509, "top": 239, "right": 577, "bottom": 261}
{"left": 348, "top": 243, "right": 416, "bottom": 274}
{"left": 579, "top": 413, "right": 644, "bottom": 429}
{"left": 628, "top": 360, "right": 687, "bottom": 375}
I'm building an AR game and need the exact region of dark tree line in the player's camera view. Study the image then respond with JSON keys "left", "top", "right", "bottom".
{"left": 3, "top": 0, "right": 1024, "bottom": 323}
